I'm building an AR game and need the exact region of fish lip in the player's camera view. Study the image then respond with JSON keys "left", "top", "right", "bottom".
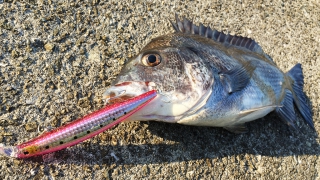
{"left": 103, "top": 81, "right": 157, "bottom": 104}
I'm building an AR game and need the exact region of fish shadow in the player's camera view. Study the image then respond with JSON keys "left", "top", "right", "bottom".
{"left": 27, "top": 113, "right": 319, "bottom": 165}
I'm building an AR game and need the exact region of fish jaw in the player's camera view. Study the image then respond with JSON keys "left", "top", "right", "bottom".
{"left": 103, "top": 81, "right": 212, "bottom": 123}
{"left": 103, "top": 81, "right": 180, "bottom": 122}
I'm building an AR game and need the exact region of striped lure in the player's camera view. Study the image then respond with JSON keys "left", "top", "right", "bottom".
{"left": 0, "top": 90, "right": 157, "bottom": 158}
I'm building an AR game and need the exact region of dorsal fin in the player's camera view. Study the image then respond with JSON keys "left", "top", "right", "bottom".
{"left": 171, "top": 14, "right": 266, "bottom": 56}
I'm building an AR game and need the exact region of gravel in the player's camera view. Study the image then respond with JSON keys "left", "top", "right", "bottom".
{"left": 0, "top": 0, "right": 319, "bottom": 179}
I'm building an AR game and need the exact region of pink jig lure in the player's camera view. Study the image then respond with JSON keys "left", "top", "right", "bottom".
{"left": 0, "top": 90, "right": 157, "bottom": 158}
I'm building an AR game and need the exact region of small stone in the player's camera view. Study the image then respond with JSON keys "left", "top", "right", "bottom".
{"left": 93, "top": 164, "right": 100, "bottom": 170}
{"left": 53, "top": 28, "right": 59, "bottom": 36}
{"left": 111, "top": 136, "right": 117, "bottom": 146}
{"left": 78, "top": 97, "right": 90, "bottom": 108}
{"left": 11, "top": 49, "right": 19, "bottom": 58}
{"left": 50, "top": 117, "right": 59, "bottom": 127}
{"left": 306, "top": 142, "right": 311, "bottom": 147}
{"left": 44, "top": 43, "right": 54, "bottom": 52}
{"left": 79, "top": 48, "right": 85, "bottom": 55}
{"left": 76, "top": 37, "right": 85, "bottom": 46}
{"left": 83, "top": 165, "right": 92, "bottom": 173}
{"left": 26, "top": 45, "right": 32, "bottom": 52}
{"left": 88, "top": 47, "right": 101, "bottom": 62}
{"left": 25, "top": 122, "right": 38, "bottom": 132}
{"left": 142, "top": 165, "right": 149, "bottom": 176}
{"left": 1, "top": 132, "right": 13, "bottom": 136}
{"left": 13, "top": 160, "right": 21, "bottom": 166}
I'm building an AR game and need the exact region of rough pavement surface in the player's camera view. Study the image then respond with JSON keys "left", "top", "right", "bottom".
{"left": 0, "top": 0, "right": 319, "bottom": 179}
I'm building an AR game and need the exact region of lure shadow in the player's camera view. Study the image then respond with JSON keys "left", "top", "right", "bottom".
{"left": 26, "top": 113, "right": 319, "bottom": 165}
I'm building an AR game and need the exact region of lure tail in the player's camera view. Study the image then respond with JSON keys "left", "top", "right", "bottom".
{"left": 0, "top": 90, "right": 157, "bottom": 158}
{"left": 0, "top": 144, "right": 18, "bottom": 158}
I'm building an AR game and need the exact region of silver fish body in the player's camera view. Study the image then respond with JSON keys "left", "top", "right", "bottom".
{"left": 103, "top": 15, "right": 313, "bottom": 133}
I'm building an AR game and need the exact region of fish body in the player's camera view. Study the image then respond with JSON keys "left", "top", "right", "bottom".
{"left": 104, "top": 15, "right": 314, "bottom": 133}
{"left": 0, "top": 90, "right": 157, "bottom": 158}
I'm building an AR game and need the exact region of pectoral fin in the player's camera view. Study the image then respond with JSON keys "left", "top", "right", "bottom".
{"left": 219, "top": 62, "right": 255, "bottom": 93}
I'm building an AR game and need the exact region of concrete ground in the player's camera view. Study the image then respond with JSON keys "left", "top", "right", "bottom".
{"left": 0, "top": 0, "right": 319, "bottom": 179}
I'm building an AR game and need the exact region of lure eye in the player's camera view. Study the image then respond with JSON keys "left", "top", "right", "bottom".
{"left": 142, "top": 54, "right": 161, "bottom": 67}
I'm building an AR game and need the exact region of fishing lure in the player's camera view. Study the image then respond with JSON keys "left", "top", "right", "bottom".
{"left": 0, "top": 90, "right": 157, "bottom": 158}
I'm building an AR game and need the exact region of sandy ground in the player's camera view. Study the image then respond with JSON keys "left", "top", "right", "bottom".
{"left": 0, "top": 0, "right": 319, "bottom": 179}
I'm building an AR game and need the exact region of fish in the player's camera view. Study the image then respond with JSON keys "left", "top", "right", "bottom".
{"left": 103, "top": 14, "right": 314, "bottom": 133}
{"left": 0, "top": 90, "right": 157, "bottom": 158}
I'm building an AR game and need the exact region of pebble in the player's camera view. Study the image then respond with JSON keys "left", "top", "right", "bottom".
{"left": 44, "top": 43, "right": 54, "bottom": 52}
{"left": 25, "top": 122, "right": 38, "bottom": 132}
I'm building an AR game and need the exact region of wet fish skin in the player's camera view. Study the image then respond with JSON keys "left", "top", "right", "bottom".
{"left": 103, "top": 15, "right": 314, "bottom": 133}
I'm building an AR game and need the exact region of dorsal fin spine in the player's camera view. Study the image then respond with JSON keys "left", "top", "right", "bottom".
{"left": 236, "top": 37, "right": 242, "bottom": 46}
{"left": 199, "top": 23, "right": 205, "bottom": 36}
{"left": 249, "top": 41, "right": 255, "bottom": 50}
{"left": 225, "top": 34, "right": 231, "bottom": 45}
{"left": 192, "top": 24, "right": 198, "bottom": 34}
{"left": 183, "top": 17, "right": 191, "bottom": 33}
{"left": 172, "top": 14, "right": 268, "bottom": 58}
{"left": 205, "top": 26, "right": 211, "bottom": 38}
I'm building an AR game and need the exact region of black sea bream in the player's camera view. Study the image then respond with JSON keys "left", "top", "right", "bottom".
{"left": 103, "top": 15, "right": 314, "bottom": 133}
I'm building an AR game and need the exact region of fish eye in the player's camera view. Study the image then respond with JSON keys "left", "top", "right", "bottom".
{"left": 142, "top": 54, "right": 161, "bottom": 67}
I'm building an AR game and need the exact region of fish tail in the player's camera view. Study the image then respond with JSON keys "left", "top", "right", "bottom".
{"left": 286, "top": 63, "right": 314, "bottom": 129}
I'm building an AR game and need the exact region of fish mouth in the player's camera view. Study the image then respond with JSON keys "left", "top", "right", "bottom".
{"left": 103, "top": 80, "right": 212, "bottom": 123}
{"left": 103, "top": 81, "right": 157, "bottom": 104}
{"left": 103, "top": 81, "right": 183, "bottom": 122}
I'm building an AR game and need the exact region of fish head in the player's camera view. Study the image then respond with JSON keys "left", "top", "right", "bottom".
{"left": 103, "top": 34, "right": 213, "bottom": 122}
